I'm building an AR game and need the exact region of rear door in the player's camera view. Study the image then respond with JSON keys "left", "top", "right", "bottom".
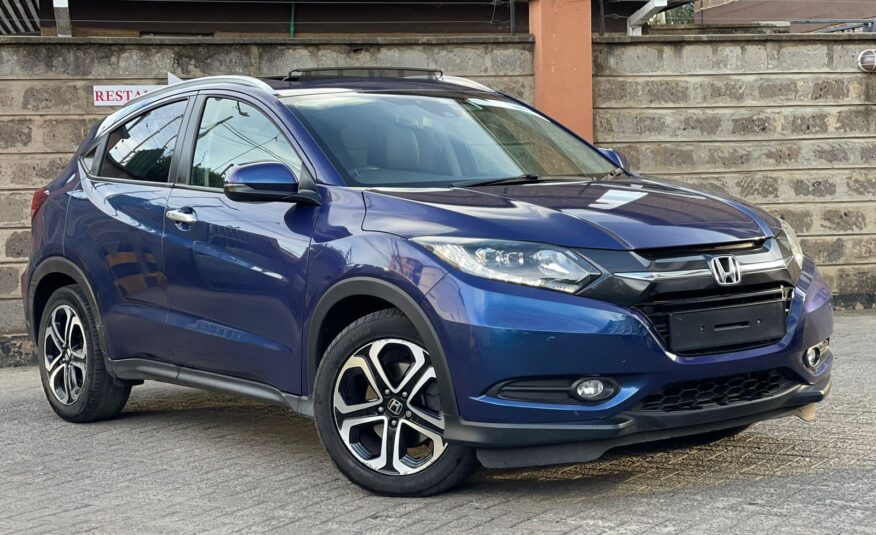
{"left": 161, "top": 91, "right": 319, "bottom": 393}
{"left": 65, "top": 96, "right": 193, "bottom": 361}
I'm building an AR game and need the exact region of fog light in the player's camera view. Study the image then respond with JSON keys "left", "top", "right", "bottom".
{"left": 804, "top": 348, "right": 820, "bottom": 369}
{"left": 803, "top": 339, "right": 830, "bottom": 371}
{"left": 571, "top": 377, "right": 618, "bottom": 402}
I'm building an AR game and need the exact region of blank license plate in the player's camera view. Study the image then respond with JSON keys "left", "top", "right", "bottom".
{"left": 669, "top": 301, "right": 786, "bottom": 353}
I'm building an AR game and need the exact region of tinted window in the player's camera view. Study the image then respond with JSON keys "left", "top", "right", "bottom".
{"left": 190, "top": 97, "right": 304, "bottom": 189}
{"left": 285, "top": 93, "right": 615, "bottom": 188}
{"left": 99, "top": 100, "right": 187, "bottom": 182}
{"left": 81, "top": 146, "right": 97, "bottom": 172}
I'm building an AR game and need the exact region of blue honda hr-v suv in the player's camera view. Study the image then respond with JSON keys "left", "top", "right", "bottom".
{"left": 23, "top": 68, "right": 833, "bottom": 495}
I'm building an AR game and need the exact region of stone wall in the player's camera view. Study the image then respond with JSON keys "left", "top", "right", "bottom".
{"left": 593, "top": 34, "right": 876, "bottom": 309}
{"left": 0, "top": 35, "right": 535, "bottom": 366}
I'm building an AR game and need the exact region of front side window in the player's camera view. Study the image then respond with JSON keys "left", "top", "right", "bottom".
{"left": 190, "top": 97, "right": 304, "bottom": 189}
{"left": 99, "top": 100, "right": 187, "bottom": 182}
{"left": 285, "top": 92, "right": 616, "bottom": 188}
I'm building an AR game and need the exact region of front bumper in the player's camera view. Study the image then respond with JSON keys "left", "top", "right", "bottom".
{"left": 423, "top": 258, "right": 834, "bottom": 455}
{"left": 459, "top": 375, "right": 829, "bottom": 468}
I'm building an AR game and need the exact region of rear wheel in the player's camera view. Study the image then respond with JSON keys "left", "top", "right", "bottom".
{"left": 38, "top": 285, "right": 130, "bottom": 423}
{"left": 314, "top": 309, "right": 479, "bottom": 496}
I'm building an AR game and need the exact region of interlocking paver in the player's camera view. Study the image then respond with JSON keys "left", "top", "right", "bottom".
{"left": 0, "top": 313, "right": 874, "bottom": 534}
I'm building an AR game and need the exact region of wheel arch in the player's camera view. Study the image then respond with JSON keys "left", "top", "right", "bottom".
{"left": 29, "top": 257, "right": 106, "bottom": 355}
{"left": 306, "top": 277, "right": 458, "bottom": 416}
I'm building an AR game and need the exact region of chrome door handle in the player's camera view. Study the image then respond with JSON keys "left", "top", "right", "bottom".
{"left": 166, "top": 209, "right": 197, "bottom": 224}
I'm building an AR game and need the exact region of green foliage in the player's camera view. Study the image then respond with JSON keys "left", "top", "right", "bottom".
{"left": 656, "top": 3, "right": 695, "bottom": 25}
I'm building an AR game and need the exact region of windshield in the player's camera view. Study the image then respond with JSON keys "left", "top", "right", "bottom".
{"left": 285, "top": 92, "right": 616, "bottom": 187}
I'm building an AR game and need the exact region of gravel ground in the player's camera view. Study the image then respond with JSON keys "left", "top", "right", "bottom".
{"left": 0, "top": 313, "right": 874, "bottom": 534}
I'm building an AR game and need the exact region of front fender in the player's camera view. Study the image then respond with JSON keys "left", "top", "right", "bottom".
{"left": 302, "top": 228, "right": 455, "bottom": 413}
{"left": 305, "top": 276, "right": 457, "bottom": 416}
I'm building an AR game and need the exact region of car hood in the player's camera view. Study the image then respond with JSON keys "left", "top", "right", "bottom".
{"left": 362, "top": 177, "right": 780, "bottom": 250}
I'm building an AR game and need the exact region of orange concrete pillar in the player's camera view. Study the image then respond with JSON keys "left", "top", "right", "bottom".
{"left": 529, "top": 0, "right": 594, "bottom": 140}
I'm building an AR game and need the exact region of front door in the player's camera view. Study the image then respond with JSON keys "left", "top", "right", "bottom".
{"left": 161, "top": 94, "right": 318, "bottom": 393}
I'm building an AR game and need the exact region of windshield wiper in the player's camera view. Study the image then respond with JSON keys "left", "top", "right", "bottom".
{"left": 451, "top": 174, "right": 541, "bottom": 188}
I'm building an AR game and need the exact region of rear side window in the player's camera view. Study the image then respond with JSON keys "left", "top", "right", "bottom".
{"left": 99, "top": 100, "right": 187, "bottom": 183}
{"left": 80, "top": 146, "right": 97, "bottom": 172}
{"left": 190, "top": 97, "right": 304, "bottom": 189}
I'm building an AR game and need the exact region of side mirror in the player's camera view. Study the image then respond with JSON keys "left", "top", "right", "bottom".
{"left": 598, "top": 148, "right": 630, "bottom": 171}
{"left": 224, "top": 162, "right": 320, "bottom": 204}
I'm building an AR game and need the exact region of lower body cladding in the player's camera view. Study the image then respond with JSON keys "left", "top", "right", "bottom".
{"left": 423, "top": 259, "right": 834, "bottom": 469}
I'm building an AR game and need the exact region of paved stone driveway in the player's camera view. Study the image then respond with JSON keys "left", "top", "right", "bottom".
{"left": 0, "top": 314, "right": 874, "bottom": 534}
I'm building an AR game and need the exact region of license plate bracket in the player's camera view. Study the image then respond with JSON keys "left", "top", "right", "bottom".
{"left": 669, "top": 301, "right": 786, "bottom": 353}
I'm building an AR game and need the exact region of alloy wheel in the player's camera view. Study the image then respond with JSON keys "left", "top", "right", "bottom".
{"left": 332, "top": 338, "right": 446, "bottom": 476}
{"left": 43, "top": 304, "right": 87, "bottom": 405}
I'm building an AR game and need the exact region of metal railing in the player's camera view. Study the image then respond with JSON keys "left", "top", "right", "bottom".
{"left": 8, "top": 0, "right": 527, "bottom": 38}
{"left": 799, "top": 19, "right": 876, "bottom": 33}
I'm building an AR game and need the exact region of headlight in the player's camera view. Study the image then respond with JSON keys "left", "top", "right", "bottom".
{"left": 412, "top": 237, "right": 600, "bottom": 294}
{"left": 779, "top": 219, "right": 805, "bottom": 268}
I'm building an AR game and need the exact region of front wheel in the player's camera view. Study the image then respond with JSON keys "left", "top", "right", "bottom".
{"left": 314, "top": 309, "right": 479, "bottom": 496}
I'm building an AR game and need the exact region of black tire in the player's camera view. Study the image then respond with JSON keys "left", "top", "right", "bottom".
{"left": 314, "top": 308, "right": 479, "bottom": 496}
{"left": 37, "top": 284, "right": 131, "bottom": 423}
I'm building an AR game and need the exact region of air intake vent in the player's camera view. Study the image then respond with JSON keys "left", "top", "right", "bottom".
{"left": 635, "top": 369, "right": 795, "bottom": 412}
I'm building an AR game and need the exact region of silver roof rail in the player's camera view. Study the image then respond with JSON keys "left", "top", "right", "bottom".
{"left": 135, "top": 75, "right": 278, "bottom": 104}
{"left": 97, "top": 75, "right": 278, "bottom": 137}
{"left": 439, "top": 75, "right": 496, "bottom": 93}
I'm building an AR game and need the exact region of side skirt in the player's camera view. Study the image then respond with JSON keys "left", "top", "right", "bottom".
{"left": 106, "top": 358, "right": 314, "bottom": 417}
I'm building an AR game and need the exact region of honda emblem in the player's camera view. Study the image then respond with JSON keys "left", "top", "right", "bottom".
{"left": 386, "top": 398, "right": 404, "bottom": 416}
{"left": 709, "top": 255, "right": 742, "bottom": 286}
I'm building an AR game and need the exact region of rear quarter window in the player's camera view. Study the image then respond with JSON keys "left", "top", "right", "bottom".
{"left": 80, "top": 146, "right": 97, "bottom": 172}
{"left": 98, "top": 100, "right": 187, "bottom": 183}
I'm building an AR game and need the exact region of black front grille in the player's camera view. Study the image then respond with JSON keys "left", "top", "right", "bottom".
{"left": 636, "top": 369, "right": 795, "bottom": 412}
{"left": 634, "top": 283, "right": 793, "bottom": 355}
